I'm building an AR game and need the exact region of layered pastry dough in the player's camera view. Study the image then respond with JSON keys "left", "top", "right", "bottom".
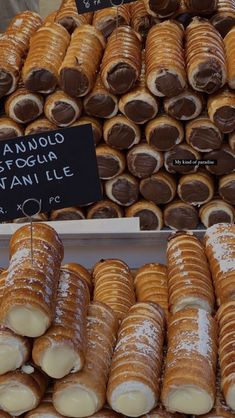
{"left": 127, "top": 144, "right": 163, "bottom": 179}
{"left": 105, "top": 173, "right": 139, "bottom": 206}
{"left": 87, "top": 200, "right": 124, "bottom": 220}
{"left": 107, "top": 302, "right": 165, "bottom": 416}
{"left": 178, "top": 171, "right": 214, "bottom": 205}
{"left": 140, "top": 170, "right": 177, "bottom": 205}
{"left": 163, "top": 89, "right": 204, "bottom": 121}
{"left": 185, "top": 0, "right": 218, "bottom": 13}
{"left": 84, "top": 75, "right": 118, "bottom": 119}
{"left": 200, "top": 375, "right": 235, "bottom": 418}
{"left": 143, "top": 0, "right": 180, "bottom": 17}
{"left": 200, "top": 199, "right": 235, "bottom": 228}
{"left": 185, "top": 18, "right": 227, "bottom": 93}
{"left": 161, "top": 308, "right": 217, "bottom": 414}
{"left": 211, "top": 0, "right": 235, "bottom": 37}
{"left": 93, "top": 259, "right": 135, "bottom": 321}
{"left": 25, "top": 117, "right": 57, "bottom": 135}
{"left": 93, "top": 5, "right": 130, "bottom": 38}
{"left": 219, "top": 173, "right": 235, "bottom": 204}
{"left": 0, "top": 116, "right": 23, "bottom": 140}
{"left": 73, "top": 117, "right": 102, "bottom": 146}
{"left": 204, "top": 145, "right": 235, "bottom": 176}
{"left": 130, "top": 1, "right": 152, "bottom": 38}
{"left": 224, "top": 27, "right": 235, "bottom": 88}
{"left": 53, "top": 302, "right": 118, "bottom": 417}
{"left": 44, "top": 90, "right": 82, "bottom": 127}
{"left": 104, "top": 115, "right": 141, "bottom": 150}
{"left": 50, "top": 207, "right": 85, "bottom": 221}
{"left": 56, "top": 0, "right": 93, "bottom": 33}
{"left": 23, "top": 23, "right": 70, "bottom": 94}
{"left": 96, "top": 145, "right": 126, "bottom": 180}
{"left": 25, "top": 387, "right": 64, "bottom": 418}
{"left": 146, "top": 21, "right": 186, "bottom": 97}
{"left": 208, "top": 88, "right": 235, "bottom": 133}
{"left": 164, "top": 144, "right": 200, "bottom": 174}
{"left": 44, "top": 11, "right": 57, "bottom": 24}
{"left": 5, "top": 86, "right": 44, "bottom": 124}
{"left": 126, "top": 201, "right": 163, "bottom": 231}
{"left": 145, "top": 115, "right": 184, "bottom": 151}
{"left": 61, "top": 262, "right": 93, "bottom": 295}
{"left": 164, "top": 200, "right": 199, "bottom": 230}
{"left": 59, "top": 25, "right": 105, "bottom": 97}
{"left": 186, "top": 114, "right": 223, "bottom": 152}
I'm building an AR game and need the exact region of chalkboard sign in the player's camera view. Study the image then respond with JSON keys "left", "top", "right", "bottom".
{"left": 0, "top": 124, "right": 102, "bottom": 222}
{"left": 75, "top": 0, "right": 135, "bottom": 13}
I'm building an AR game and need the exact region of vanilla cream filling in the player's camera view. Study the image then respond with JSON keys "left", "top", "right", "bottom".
{"left": 167, "top": 386, "right": 213, "bottom": 414}
{"left": 41, "top": 346, "right": 80, "bottom": 379}
{"left": 54, "top": 386, "right": 98, "bottom": 417}
{"left": 0, "top": 342, "right": 23, "bottom": 374}
{"left": 6, "top": 306, "right": 49, "bottom": 337}
{"left": 0, "top": 385, "right": 35, "bottom": 416}
{"left": 111, "top": 381, "right": 155, "bottom": 417}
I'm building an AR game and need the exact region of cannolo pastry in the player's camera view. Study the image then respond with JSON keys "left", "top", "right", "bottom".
{"left": 87, "top": 200, "right": 124, "bottom": 220}
{"left": 25, "top": 387, "right": 64, "bottom": 418}
{"left": 0, "top": 223, "right": 64, "bottom": 337}
{"left": 105, "top": 173, "right": 139, "bottom": 206}
{"left": 185, "top": 18, "right": 227, "bottom": 94}
{"left": 199, "top": 199, "right": 235, "bottom": 228}
{"left": 127, "top": 144, "right": 163, "bottom": 179}
{"left": 0, "top": 366, "right": 48, "bottom": 416}
{"left": 200, "top": 374, "right": 235, "bottom": 418}
{"left": 140, "top": 404, "right": 187, "bottom": 418}
{"left": 93, "top": 259, "right": 135, "bottom": 321}
{"left": 53, "top": 302, "right": 118, "bottom": 417}
{"left": 185, "top": 0, "right": 218, "bottom": 14}
{"left": 55, "top": 0, "right": 93, "bottom": 33}
{"left": 25, "top": 117, "right": 57, "bottom": 135}
{"left": 84, "top": 75, "right": 118, "bottom": 119}
{"left": 44, "top": 90, "right": 82, "bottom": 127}
{"left": 6, "top": 11, "right": 43, "bottom": 51}
{"left": 61, "top": 263, "right": 93, "bottom": 295}
{"left": 0, "top": 116, "right": 23, "bottom": 141}
{"left": 72, "top": 117, "right": 102, "bottom": 146}
{"left": 208, "top": 88, "right": 235, "bottom": 133}
{"left": 126, "top": 200, "right": 163, "bottom": 231}
{"left": 145, "top": 115, "right": 184, "bottom": 151}
{"left": 211, "top": 0, "right": 235, "bottom": 38}
{"left": 104, "top": 115, "right": 141, "bottom": 150}
{"left": 44, "top": 11, "right": 57, "bottom": 24}
{"left": 107, "top": 302, "right": 165, "bottom": 416}
{"left": 100, "top": 26, "right": 142, "bottom": 95}
{"left": 5, "top": 86, "right": 44, "bottom": 124}
{"left": 161, "top": 308, "right": 217, "bottom": 414}
{"left": 13, "top": 213, "right": 48, "bottom": 223}
{"left": 224, "top": 27, "right": 235, "bottom": 88}
{"left": 164, "top": 200, "right": 199, "bottom": 230}
{"left": 164, "top": 143, "right": 201, "bottom": 174}
{"left": 146, "top": 21, "right": 187, "bottom": 97}
{"left": 185, "top": 113, "right": 223, "bottom": 152}
{"left": 219, "top": 173, "right": 235, "bottom": 204}
{"left": 229, "top": 131, "right": 235, "bottom": 151}
{"left": 142, "top": 0, "right": 180, "bottom": 17}
{"left": 204, "top": 145, "right": 235, "bottom": 176}
{"left": 23, "top": 23, "right": 70, "bottom": 94}
{"left": 96, "top": 145, "right": 125, "bottom": 180}
{"left": 130, "top": 1, "right": 152, "bottom": 38}
{"left": 163, "top": 89, "right": 204, "bottom": 121}
{"left": 119, "top": 51, "right": 159, "bottom": 125}
{"left": 140, "top": 170, "right": 177, "bottom": 205}
{"left": 171, "top": 0, "right": 192, "bottom": 26}
{"left": 50, "top": 207, "right": 85, "bottom": 221}
{"left": 178, "top": 171, "right": 214, "bottom": 205}
{"left": 93, "top": 5, "right": 130, "bottom": 38}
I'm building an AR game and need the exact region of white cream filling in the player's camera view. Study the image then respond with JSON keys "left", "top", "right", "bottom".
{"left": 167, "top": 386, "right": 213, "bottom": 414}
{"left": 0, "top": 384, "right": 35, "bottom": 416}
{"left": 40, "top": 346, "right": 80, "bottom": 379}
{"left": 225, "top": 385, "right": 235, "bottom": 411}
{"left": 54, "top": 386, "right": 98, "bottom": 418}
{"left": 6, "top": 306, "right": 49, "bottom": 337}
{"left": 0, "top": 340, "right": 24, "bottom": 374}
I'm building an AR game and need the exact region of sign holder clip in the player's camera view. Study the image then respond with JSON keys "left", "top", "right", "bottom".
{"left": 21, "top": 198, "right": 42, "bottom": 266}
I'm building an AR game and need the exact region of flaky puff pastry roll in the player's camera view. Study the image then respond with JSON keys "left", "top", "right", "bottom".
{"left": 84, "top": 74, "right": 118, "bottom": 119}
{"left": 178, "top": 171, "right": 214, "bottom": 205}
{"left": 107, "top": 302, "right": 165, "bottom": 417}
{"left": 5, "top": 86, "right": 44, "bottom": 125}
{"left": 127, "top": 144, "right": 163, "bottom": 179}
{"left": 145, "top": 115, "right": 184, "bottom": 151}
{"left": 59, "top": 25, "right": 105, "bottom": 98}
{"left": 140, "top": 170, "right": 177, "bottom": 205}
{"left": 199, "top": 199, "right": 235, "bottom": 229}
{"left": 208, "top": 87, "right": 235, "bottom": 133}
{"left": 0, "top": 223, "right": 64, "bottom": 338}
{"left": 130, "top": 1, "right": 152, "bottom": 39}
{"left": 93, "top": 5, "right": 131, "bottom": 38}
{"left": 25, "top": 117, "right": 57, "bottom": 135}
{"left": 219, "top": 173, "right": 235, "bottom": 205}
{"left": 103, "top": 114, "right": 141, "bottom": 150}
{"left": 25, "top": 387, "right": 64, "bottom": 418}
{"left": 6, "top": 11, "right": 43, "bottom": 52}
{"left": 185, "top": 113, "right": 223, "bottom": 152}
{"left": 211, "top": 0, "right": 235, "bottom": 38}
{"left": 185, "top": 0, "right": 218, "bottom": 14}
{"left": 50, "top": 207, "right": 85, "bottom": 221}
{"left": 141, "top": 405, "right": 186, "bottom": 418}
{"left": 142, "top": 0, "right": 180, "bottom": 17}
{"left": 96, "top": 144, "right": 126, "bottom": 180}
{"left": 164, "top": 200, "right": 199, "bottom": 230}
{"left": 161, "top": 308, "right": 217, "bottom": 415}
{"left": 61, "top": 263, "right": 93, "bottom": 295}
{"left": 87, "top": 200, "right": 124, "bottom": 220}
{"left": 163, "top": 88, "right": 204, "bottom": 121}
{"left": 44, "top": 89, "right": 82, "bottom": 127}
{"left": 32, "top": 266, "right": 90, "bottom": 379}
{"left": 126, "top": 201, "right": 164, "bottom": 231}
{"left": 146, "top": 21, "right": 187, "bottom": 98}
{"left": 0, "top": 116, "right": 23, "bottom": 141}
{"left": 101, "top": 26, "right": 142, "bottom": 95}
{"left": 23, "top": 23, "right": 70, "bottom": 94}
{"left": 224, "top": 27, "right": 235, "bottom": 88}
{"left": 105, "top": 173, "right": 139, "bottom": 207}
{"left": 204, "top": 145, "right": 235, "bottom": 176}
{"left": 53, "top": 302, "right": 118, "bottom": 418}
{"left": 200, "top": 376, "right": 235, "bottom": 418}
{"left": 164, "top": 143, "right": 201, "bottom": 174}
{"left": 56, "top": 0, "right": 93, "bottom": 33}
{"left": 44, "top": 11, "right": 57, "bottom": 24}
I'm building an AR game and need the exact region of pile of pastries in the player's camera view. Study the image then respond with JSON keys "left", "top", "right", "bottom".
{"left": 1, "top": 0, "right": 235, "bottom": 230}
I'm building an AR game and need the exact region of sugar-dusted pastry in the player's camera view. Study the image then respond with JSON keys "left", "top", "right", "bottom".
{"left": 161, "top": 308, "right": 217, "bottom": 414}
{"left": 101, "top": 26, "right": 141, "bottom": 95}
{"left": 140, "top": 170, "right": 177, "bottom": 205}
{"left": 163, "top": 89, "right": 204, "bottom": 121}
{"left": 130, "top": 1, "right": 152, "bottom": 38}
{"left": 204, "top": 145, "right": 235, "bottom": 175}
{"left": 93, "top": 5, "right": 130, "bottom": 38}
{"left": 186, "top": 18, "right": 227, "bottom": 94}
{"left": 25, "top": 117, "right": 57, "bottom": 135}
{"left": 164, "top": 200, "right": 199, "bottom": 230}
{"left": 50, "top": 207, "right": 85, "bottom": 221}
{"left": 84, "top": 74, "right": 118, "bottom": 119}
{"left": 96, "top": 144, "right": 125, "bottom": 180}
{"left": 224, "top": 27, "right": 235, "bottom": 88}
{"left": 44, "top": 90, "right": 82, "bottom": 127}
{"left": 145, "top": 115, "right": 184, "bottom": 151}
{"left": 23, "top": 23, "right": 70, "bottom": 94}
{"left": 167, "top": 232, "right": 214, "bottom": 313}
{"left": 25, "top": 387, "right": 63, "bottom": 418}
{"left": 87, "top": 200, "right": 123, "bottom": 220}
{"left": 61, "top": 263, "right": 93, "bottom": 295}
{"left": 103, "top": 115, "right": 141, "bottom": 150}
{"left": 107, "top": 302, "right": 165, "bottom": 416}
{"left": 127, "top": 144, "right": 163, "bottom": 179}
{"left": 185, "top": 0, "right": 218, "bottom": 13}
{"left": 211, "top": 0, "right": 235, "bottom": 37}
{"left": 56, "top": 0, "right": 93, "bottom": 33}
{"left": 5, "top": 85, "right": 44, "bottom": 124}
{"left": 146, "top": 21, "right": 187, "bottom": 97}
{"left": 53, "top": 302, "right": 118, "bottom": 417}
{"left": 164, "top": 143, "right": 201, "bottom": 174}
{"left": 0, "top": 116, "right": 23, "bottom": 140}
{"left": 199, "top": 199, "right": 235, "bottom": 228}
{"left": 105, "top": 173, "right": 139, "bottom": 207}
{"left": 186, "top": 113, "right": 223, "bottom": 152}
{"left": 7, "top": 11, "right": 43, "bottom": 50}
{"left": 178, "top": 171, "right": 214, "bottom": 205}
{"left": 219, "top": 173, "right": 235, "bottom": 204}
{"left": 59, "top": 25, "right": 105, "bottom": 97}
{"left": 72, "top": 116, "right": 102, "bottom": 146}
{"left": 200, "top": 374, "right": 235, "bottom": 418}
{"left": 208, "top": 88, "right": 235, "bottom": 133}
{"left": 143, "top": 0, "right": 180, "bottom": 17}
{"left": 126, "top": 200, "right": 163, "bottom": 231}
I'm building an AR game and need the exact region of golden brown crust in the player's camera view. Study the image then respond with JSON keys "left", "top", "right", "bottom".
{"left": 145, "top": 115, "right": 184, "bottom": 151}
{"left": 84, "top": 74, "right": 118, "bottom": 119}
{"left": 185, "top": 114, "right": 224, "bottom": 152}
{"left": 87, "top": 200, "right": 124, "bottom": 220}
{"left": 164, "top": 199, "right": 199, "bottom": 230}
{"left": 208, "top": 88, "right": 235, "bottom": 134}
{"left": 178, "top": 171, "right": 214, "bottom": 205}
{"left": 130, "top": 1, "right": 152, "bottom": 38}
{"left": 96, "top": 144, "right": 126, "bottom": 180}
{"left": 0, "top": 116, "right": 24, "bottom": 140}
{"left": 199, "top": 199, "right": 235, "bottom": 229}
{"left": 25, "top": 117, "right": 57, "bottom": 135}
{"left": 56, "top": 0, "right": 93, "bottom": 33}
{"left": 5, "top": 86, "right": 44, "bottom": 125}
{"left": 103, "top": 114, "right": 141, "bottom": 150}
{"left": 93, "top": 5, "right": 131, "bottom": 38}
{"left": 44, "top": 89, "right": 82, "bottom": 127}
{"left": 50, "top": 207, "right": 85, "bottom": 221}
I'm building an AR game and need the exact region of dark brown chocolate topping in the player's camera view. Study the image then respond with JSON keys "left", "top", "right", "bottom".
{"left": 60, "top": 68, "right": 89, "bottom": 97}
{"left": 140, "top": 178, "right": 173, "bottom": 204}
{"left": 127, "top": 153, "right": 158, "bottom": 178}
{"left": 26, "top": 126, "right": 53, "bottom": 135}
{"left": 189, "top": 126, "right": 222, "bottom": 151}
{"left": 85, "top": 94, "right": 116, "bottom": 118}
{"left": 135, "top": 209, "right": 159, "bottom": 230}
{"left": 219, "top": 182, "right": 235, "bottom": 205}
{"left": 89, "top": 205, "right": 120, "bottom": 219}
{"left": 52, "top": 210, "right": 84, "bottom": 220}
{"left": 156, "top": 72, "right": 184, "bottom": 97}
{"left": 14, "top": 99, "right": 40, "bottom": 123}
{"left": 25, "top": 69, "right": 57, "bottom": 93}
{"left": 58, "top": 17, "right": 77, "bottom": 34}
{"left": 150, "top": 125, "right": 179, "bottom": 151}
{"left": 211, "top": 15, "right": 235, "bottom": 38}
{"left": 0, "top": 70, "right": 13, "bottom": 97}
{"left": 168, "top": 97, "right": 196, "bottom": 119}
{"left": 208, "top": 210, "right": 232, "bottom": 227}
{"left": 180, "top": 181, "right": 209, "bottom": 203}
{"left": 194, "top": 61, "right": 223, "bottom": 94}
{"left": 148, "top": 0, "right": 179, "bottom": 15}
{"left": 165, "top": 146, "right": 198, "bottom": 174}
{"left": 0, "top": 127, "right": 18, "bottom": 141}
{"left": 112, "top": 178, "right": 139, "bottom": 205}
{"left": 189, "top": 0, "right": 217, "bottom": 13}
{"left": 205, "top": 149, "right": 235, "bottom": 175}
{"left": 107, "top": 123, "right": 135, "bottom": 149}
{"left": 97, "top": 155, "right": 120, "bottom": 179}
{"left": 51, "top": 101, "right": 76, "bottom": 125}
{"left": 99, "top": 16, "right": 126, "bottom": 38}
{"left": 214, "top": 106, "right": 235, "bottom": 133}
{"left": 165, "top": 205, "right": 199, "bottom": 229}
{"left": 107, "top": 63, "right": 136, "bottom": 95}
{"left": 124, "top": 100, "right": 155, "bottom": 123}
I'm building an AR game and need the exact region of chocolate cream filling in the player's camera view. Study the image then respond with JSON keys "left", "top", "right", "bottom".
{"left": 150, "top": 125, "right": 179, "bottom": 151}
{"left": 208, "top": 210, "right": 231, "bottom": 227}
{"left": 0, "top": 69, "right": 13, "bottom": 97}
{"left": 128, "top": 153, "right": 158, "bottom": 178}
{"left": 60, "top": 68, "right": 89, "bottom": 97}
{"left": 180, "top": 181, "right": 209, "bottom": 203}
{"left": 124, "top": 100, "right": 155, "bottom": 123}
{"left": 156, "top": 71, "right": 183, "bottom": 97}
{"left": 168, "top": 97, "right": 196, "bottom": 119}
{"left": 25, "top": 69, "right": 57, "bottom": 93}
{"left": 0, "top": 128, "right": 18, "bottom": 141}
{"left": 135, "top": 209, "right": 159, "bottom": 230}
{"left": 51, "top": 101, "right": 76, "bottom": 125}
{"left": 165, "top": 206, "right": 198, "bottom": 229}
{"left": 214, "top": 106, "right": 235, "bottom": 133}
{"left": 85, "top": 94, "right": 116, "bottom": 118}
{"left": 90, "top": 206, "right": 119, "bottom": 219}
{"left": 219, "top": 183, "right": 235, "bottom": 205}
{"left": 97, "top": 155, "right": 120, "bottom": 179}
{"left": 108, "top": 123, "right": 135, "bottom": 149}
{"left": 112, "top": 178, "right": 138, "bottom": 205}
{"left": 189, "top": 127, "right": 222, "bottom": 151}
{"left": 14, "top": 99, "right": 40, "bottom": 123}
{"left": 107, "top": 63, "right": 136, "bottom": 95}
{"left": 140, "top": 178, "right": 172, "bottom": 204}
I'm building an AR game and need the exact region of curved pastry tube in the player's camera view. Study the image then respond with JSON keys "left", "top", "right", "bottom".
{"left": 50, "top": 207, "right": 85, "bottom": 221}
{"left": 25, "top": 117, "right": 57, "bottom": 135}
{"left": 208, "top": 88, "right": 235, "bottom": 133}
{"left": 87, "top": 200, "right": 124, "bottom": 220}
{"left": 56, "top": 0, "right": 93, "bottom": 33}
{"left": 178, "top": 171, "right": 215, "bottom": 205}
{"left": 130, "top": 1, "right": 152, "bottom": 39}
{"left": 199, "top": 199, "right": 235, "bottom": 228}
{"left": 126, "top": 200, "right": 164, "bottom": 231}
{"left": 211, "top": 0, "right": 235, "bottom": 37}
{"left": 164, "top": 200, "right": 199, "bottom": 230}
{"left": 93, "top": 5, "right": 130, "bottom": 38}
{"left": 84, "top": 74, "right": 119, "bottom": 119}
{"left": 219, "top": 173, "right": 235, "bottom": 204}
{"left": 0, "top": 116, "right": 24, "bottom": 141}
{"left": 103, "top": 114, "right": 141, "bottom": 150}
{"left": 45, "top": 89, "right": 82, "bottom": 127}
{"left": 140, "top": 170, "right": 177, "bottom": 205}
{"left": 105, "top": 173, "right": 139, "bottom": 207}
{"left": 127, "top": 144, "right": 163, "bottom": 179}
{"left": 5, "top": 86, "right": 44, "bottom": 124}
{"left": 163, "top": 89, "right": 204, "bottom": 121}
{"left": 96, "top": 144, "right": 126, "bottom": 180}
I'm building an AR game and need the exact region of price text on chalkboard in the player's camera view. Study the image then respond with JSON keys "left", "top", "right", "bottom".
{"left": 75, "top": 0, "right": 135, "bottom": 13}
{"left": 0, "top": 124, "right": 102, "bottom": 221}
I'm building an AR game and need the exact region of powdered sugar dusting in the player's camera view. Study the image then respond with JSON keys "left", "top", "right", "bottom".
{"left": 197, "top": 309, "right": 211, "bottom": 358}
{"left": 205, "top": 226, "right": 235, "bottom": 274}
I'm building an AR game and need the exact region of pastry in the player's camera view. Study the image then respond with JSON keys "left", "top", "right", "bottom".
{"left": 13, "top": 213, "right": 48, "bottom": 223}
{"left": 211, "top": 0, "right": 235, "bottom": 38}
{"left": 93, "top": 5, "right": 130, "bottom": 38}
{"left": 84, "top": 74, "right": 118, "bottom": 119}
{"left": 127, "top": 144, "right": 163, "bottom": 179}
{"left": 61, "top": 263, "right": 93, "bottom": 295}
{"left": 186, "top": 18, "right": 227, "bottom": 93}
{"left": 56, "top": 0, "right": 93, "bottom": 33}
{"left": 185, "top": 113, "right": 223, "bottom": 152}
{"left": 146, "top": 21, "right": 187, "bottom": 97}
{"left": 143, "top": 0, "right": 180, "bottom": 17}
{"left": 59, "top": 25, "right": 105, "bottom": 97}
{"left": 171, "top": 0, "right": 192, "bottom": 26}
{"left": 229, "top": 131, "right": 235, "bottom": 151}
{"left": 130, "top": 1, "right": 152, "bottom": 38}
{"left": 163, "top": 89, "right": 204, "bottom": 121}
{"left": 208, "top": 88, "right": 235, "bottom": 133}
{"left": 161, "top": 308, "right": 217, "bottom": 414}
{"left": 145, "top": 115, "right": 184, "bottom": 151}
{"left": 96, "top": 144, "right": 125, "bottom": 180}
{"left": 23, "top": 23, "right": 70, "bottom": 94}
{"left": 53, "top": 302, "right": 118, "bottom": 417}
{"left": 219, "top": 173, "right": 235, "bottom": 204}
{"left": 178, "top": 171, "right": 214, "bottom": 205}
{"left": 224, "top": 27, "right": 235, "bottom": 88}
{"left": 140, "top": 405, "right": 187, "bottom": 418}
{"left": 50, "top": 207, "right": 85, "bottom": 221}
{"left": 93, "top": 259, "right": 135, "bottom": 321}
{"left": 44, "top": 11, "right": 57, "bottom": 24}
{"left": 103, "top": 115, "right": 141, "bottom": 150}
{"left": 5, "top": 86, "right": 44, "bottom": 125}
{"left": 164, "top": 200, "right": 199, "bottom": 230}
{"left": 119, "top": 51, "right": 159, "bottom": 125}
{"left": 0, "top": 116, "right": 23, "bottom": 140}
{"left": 44, "top": 90, "right": 82, "bottom": 127}
{"left": 167, "top": 232, "right": 215, "bottom": 313}
{"left": 140, "top": 170, "right": 177, "bottom": 205}
{"left": 0, "top": 223, "right": 64, "bottom": 338}
{"left": 126, "top": 200, "right": 163, "bottom": 230}
{"left": 204, "top": 145, "right": 235, "bottom": 175}
{"left": 105, "top": 173, "right": 139, "bottom": 206}
{"left": 25, "top": 117, "right": 57, "bottom": 135}
{"left": 107, "top": 302, "right": 165, "bottom": 416}
{"left": 25, "top": 387, "right": 63, "bottom": 418}
{"left": 199, "top": 199, "right": 235, "bottom": 228}
{"left": 164, "top": 143, "right": 201, "bottom": 174}
{"left": 72, "top": 116, "right": 102, "bottom": 146}
{"left": 185, "top": 0, "right": 218, "bottom": 13}
{"left": 101, "top": 26, "right": 141, "bottom": 95}
{"left": 87, "top": 200, "right": 123, "bottom": 219}
{"left": 6, "top": 11, "right": 43, "bottom": 51}
{"left": 200, "top": 374, "right": 235, "bottom": 418}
